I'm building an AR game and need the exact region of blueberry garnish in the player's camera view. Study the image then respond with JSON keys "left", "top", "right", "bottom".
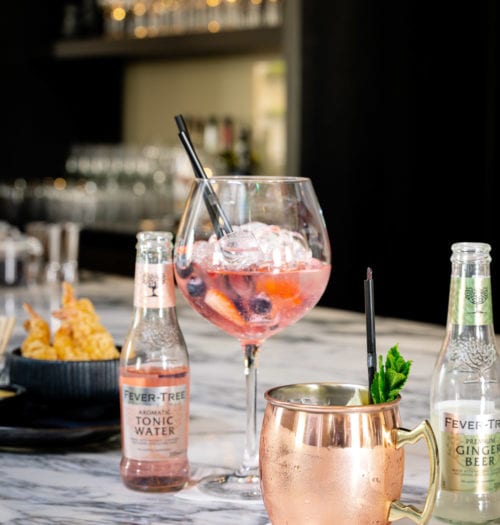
{"left": 187, "top": 276, "right": 206, "bottom": 297}
{"left": 249, "top": 295, "right": 272, "bottom": 315}
{"left": 175, "top": 260, "right": 193, "bottom": 279}
{"left": 233, "top": 296, "right": 249, "bottom": 319}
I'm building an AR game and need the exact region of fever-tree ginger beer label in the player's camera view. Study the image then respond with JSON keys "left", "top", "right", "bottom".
{"left": 436, "top": 402, "right": 500, "bottom": 493}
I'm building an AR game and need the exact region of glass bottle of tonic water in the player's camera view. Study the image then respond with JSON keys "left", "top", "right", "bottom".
{"left": 120, "top": 231, "right": 190, "bottom": 492}
{"left": 430, "top": 242, "right": 500, "bottom": 523}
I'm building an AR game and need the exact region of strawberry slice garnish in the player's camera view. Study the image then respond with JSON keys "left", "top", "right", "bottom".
{"left": 204, "top": 289, "right": 246, "bottom": 326}
{"left": 256, "top": 275, "right": 302, "bottom": 305}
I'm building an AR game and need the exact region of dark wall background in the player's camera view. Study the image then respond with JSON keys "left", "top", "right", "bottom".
{"left": 3, "top": 1, "right": 122, "bottom": 187}
{"left": 2, "top": 1, "right": 499, "bottom": 327}
{"left": 2, "top": 2, "right": 129, "bottom": 274}
{"left": 300, "top": 1, "right": 499, "bottom": 326}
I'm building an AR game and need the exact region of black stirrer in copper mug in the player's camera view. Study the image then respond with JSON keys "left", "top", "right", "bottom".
{"left": 364, "top": 267, "right": 377, "bottom": 402}
{"left": 174, "top": 114, "right": 232, "bottom": 238}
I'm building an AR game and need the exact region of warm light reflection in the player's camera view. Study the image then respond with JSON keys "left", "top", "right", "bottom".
{"left": 207, "top": 20, "right": 220, "bottom": 33}
{"left": 134, "top": 26, "right": 148, "bottom": 38}
{"left": 139, "top": 219, "right": 157, "bottom": 230}
{"left": 152, "top": 0, "right": 165, "bottom": 15}
{"left": 133, "top": 1, "right": 147, "bottom": 16}
{"left": 54, "top": 177, "right": 67, "bottom": 191}
{"left": 206, "top": 0, "right": 221, "bottom": 7}
{"left": 112, "top": 6, "right": 126, "bottom": 21}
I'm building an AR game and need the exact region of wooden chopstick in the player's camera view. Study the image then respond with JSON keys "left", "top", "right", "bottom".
{"left": 0, "top": 316, "right": 16, "bottom": 356}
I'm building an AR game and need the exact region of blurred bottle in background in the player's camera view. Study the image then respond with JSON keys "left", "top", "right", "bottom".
{"left": 88, "top": 0, "right": 286, "bottom": 40}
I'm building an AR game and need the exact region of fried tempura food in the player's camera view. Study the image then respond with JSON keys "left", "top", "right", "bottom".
{"left": 52, "top": 282, "right": 119, "bottom": 360}
{"left": 21, "top": 303, "right": 58, "bottom": 360}
{"left": 21, "top": 282, "right": 120, "bottom": 361}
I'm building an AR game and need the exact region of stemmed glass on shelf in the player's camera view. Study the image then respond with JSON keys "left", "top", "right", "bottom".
{"left": 173, "top": 174, "right": 331, "bottom": 501}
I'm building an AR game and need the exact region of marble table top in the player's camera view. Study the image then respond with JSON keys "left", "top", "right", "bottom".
{"left": 2, "top": 273, "right": 495, "bottom": 524}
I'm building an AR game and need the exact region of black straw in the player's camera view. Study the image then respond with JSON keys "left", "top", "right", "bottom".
{"left": 174, "top": 114, "right": 232, "bottom": 238}
{"left": 364, "top": 267, "right": 377, "bottom": 401}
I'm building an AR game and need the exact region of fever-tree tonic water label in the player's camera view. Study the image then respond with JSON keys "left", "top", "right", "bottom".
{"left": 121, "top": 383, "right": 189, "bottom": 461}
{"left": 436, "top": 401, "right": 500, "bottom": 493}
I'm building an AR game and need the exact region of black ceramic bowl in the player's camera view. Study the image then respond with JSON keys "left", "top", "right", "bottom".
{"left": 7, "top": 348, "right": 119, "bottom": 406}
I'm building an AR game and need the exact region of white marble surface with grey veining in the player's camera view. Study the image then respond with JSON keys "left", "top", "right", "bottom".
{"left": 1, "top": 273, "right": 494, "bottom": 524}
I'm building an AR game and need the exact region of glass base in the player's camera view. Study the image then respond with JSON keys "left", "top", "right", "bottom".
{"left": 197, "top": 471, "right": 261, "bottom": 502}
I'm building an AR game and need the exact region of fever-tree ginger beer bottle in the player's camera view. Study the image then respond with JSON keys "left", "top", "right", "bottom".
{"left": 120, "top": 231, "right": 190, "bottom": 492}
{"left": 430, "top": 242, "right": 500, "bottom": 523}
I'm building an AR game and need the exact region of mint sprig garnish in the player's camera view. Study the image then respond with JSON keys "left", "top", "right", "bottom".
{"left": 370, "top": 344, "right": 412, "bottom": 403}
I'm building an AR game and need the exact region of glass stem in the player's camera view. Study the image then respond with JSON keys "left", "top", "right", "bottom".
{"left": 237, "top": 343, "right": 260, "bottom": 477}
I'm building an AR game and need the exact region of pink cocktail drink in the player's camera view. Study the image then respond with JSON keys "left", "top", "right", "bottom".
{"left": 176, "top": 263, "right": 330, "bottom": 344}
{"left": 175, "top": 222, "right": 330, "bottom": 343}
{"left": 173, "top": 176, "right": 331, "bottom": 501}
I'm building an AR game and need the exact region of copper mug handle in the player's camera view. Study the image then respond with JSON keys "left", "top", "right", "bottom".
{"left": 389, "top": 420, "right": 439, "bottom": 524}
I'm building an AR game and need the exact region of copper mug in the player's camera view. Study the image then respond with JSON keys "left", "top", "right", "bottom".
{"left": 259, "top": 383, "right": 438, "bottom": 525}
